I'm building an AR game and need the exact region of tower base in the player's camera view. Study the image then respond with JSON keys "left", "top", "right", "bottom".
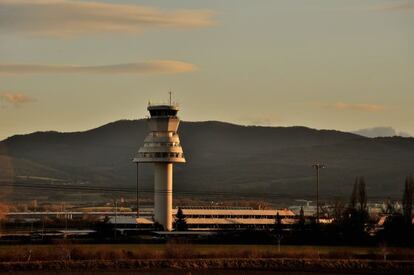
{"left": 154, "top": 163, "right": 173, "bottom": 231}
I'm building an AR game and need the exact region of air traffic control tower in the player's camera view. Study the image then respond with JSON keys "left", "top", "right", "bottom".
{"left": 133, "top": 103, "right": 185, "bottom": 231}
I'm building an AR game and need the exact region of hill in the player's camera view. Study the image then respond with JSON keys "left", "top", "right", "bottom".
{"left": 1, "top": 120, "right": 414, "bottom": 200}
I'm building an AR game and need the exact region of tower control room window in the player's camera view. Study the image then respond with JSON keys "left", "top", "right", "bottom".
{"left": 149, "top": 109, "right": 178, "bottom": 117}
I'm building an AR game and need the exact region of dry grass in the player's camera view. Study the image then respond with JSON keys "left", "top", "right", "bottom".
{"left": 0, "top": 244, "right": 413, "bottom": 262}
{"left": 0, "top": 245, "right": 414, "bottom": 273}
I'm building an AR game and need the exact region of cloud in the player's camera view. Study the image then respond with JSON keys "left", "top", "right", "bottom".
{"left": 0, "top": 60, "right": 196, "bottom": 75}
{"left": 374, "top": 2, "right": 414, "bottom": 12}
{"left": 0, "top": 92, "right": 34, "bottom": 106}
{"left": 238, "top": 115, "right": 280, "bottom": 126}
{"left": 0, "top": 0, "right": 216, "bottom": 37}
{"left": 332, "top": 102, "right": 386, "bottom": 112}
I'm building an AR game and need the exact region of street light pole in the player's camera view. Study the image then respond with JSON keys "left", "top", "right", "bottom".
{"left": 114, "top": 199, "right": 118, "bottom": 240}
{"left": 136, "top": 162, "right": 139, "bottom": 218}
{"left": 312, "top": 163, "right": 326, "bottom": 223}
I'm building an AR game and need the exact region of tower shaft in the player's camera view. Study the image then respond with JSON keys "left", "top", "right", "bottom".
{"left": 154, "top": 163, "right": 173, "bottom": 231}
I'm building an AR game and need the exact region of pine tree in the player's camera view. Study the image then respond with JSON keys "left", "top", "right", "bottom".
{"left": 345, "top": 177, "right": 369, "bottom": 229}
{"left": 358, "top": 177, "right": 367, "bottom": 213}
{"left": 276, "top": 212, "right": 282, "bottom": 225}
{"left": 274, "top": 211, "right": 282, "bottom": 233}
{"left": 350, "top": 178, "right": 358, "bottom": 210}
{"left": 298, "top": 206, "right": 305, "bottom": 227}
{"left": 175, "top": 207, "right": 188, "bottom": 231}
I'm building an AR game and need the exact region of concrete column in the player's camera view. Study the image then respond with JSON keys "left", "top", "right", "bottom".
{"left": 154, "top": 162, "right": 173, "bottom": 231}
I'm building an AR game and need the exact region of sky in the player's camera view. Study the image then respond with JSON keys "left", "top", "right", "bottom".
{"left": 0, "top": 0, "right": 413, "bottom": 140}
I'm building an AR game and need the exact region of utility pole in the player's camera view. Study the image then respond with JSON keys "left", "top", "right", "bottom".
{"left": 42, "top": 214, "right": 45, "bottom": 240}
{"left": 114, "top": 200, "right": 118, "bottom": 240}
{"left": 312, "top": 163, "right": 326, "bottom": 223}
{"left": 136, "top": 163, "right": 139, "bottom": 218}
{"left": 63, "top": 202, "right": 67, "bottom": 231}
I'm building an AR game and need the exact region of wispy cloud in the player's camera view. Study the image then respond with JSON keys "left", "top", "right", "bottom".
{"left": 332, "top": 102, "right": 386, "bottom": 112}
{"left": 0, "top": 0, "right": 216, "bottom": 37}
{"left": 373, "top": 2, "right": 414, "bottom": 12}
{"left": 238, "top": 115, "right": 280, "bottom": 126}
{"left": 0, "top": 60, "right": 196, "bottom": 75}
{"left": 0, "top": 92, "right": 34, "bottom": 106}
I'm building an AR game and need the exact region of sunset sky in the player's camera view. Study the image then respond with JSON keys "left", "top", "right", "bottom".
{"left": 1, "top": 0, "right": 413, "bottom": 140}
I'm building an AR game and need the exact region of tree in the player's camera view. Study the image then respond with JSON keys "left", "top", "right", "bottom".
{"left": 402, "top": 175, "right": 414, "bottom": 225}
{"left": 274, "top": 211, "right": 283, "bottom": 232}
{"left": 153, "top": 222, "right": 164, "bottom": 231}
{"left": 274, "top": 212, "right": 283, "bottom": 249}
{"left": 342, "top": 177, "right": 369, "bottom": 238}
{"left": 358, "top": 177, "right": 367, "bottom": 213}
{"left": 175, "top": 207, "right": 188, "bottom": 231}
{"left": 298, "top": 207, "right": 305, "bottom": 227}
{"left": 381, "top": 177, "right": 414, "bottom": 246}
{"left": 275, "top": 212, "right": 282, "bottom": 225}
{"left": 350, "top": 178, "right": 358, "bottom": 210}
{"left": 348, "top": 177, "right": 368, "bottom": 218}
{"left": 332, "top": 199, "right": 345, "bottom": 223}
{"left": 382, "top": 198, "right": 398, "bottom": 215}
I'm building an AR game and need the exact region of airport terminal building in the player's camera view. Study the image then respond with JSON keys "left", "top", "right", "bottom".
{"left": 109, "top": 207, "right": 296, "bottom": 231}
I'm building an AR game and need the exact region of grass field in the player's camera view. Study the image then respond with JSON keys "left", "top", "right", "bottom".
{"left": 0, "top": 244, "right": 414, "bottom": 274}
{"left": 0, "top": 271, "right": 371, "bottom": 275}
{"left": 0, "top": 244, "right": 413, "bottom": 262}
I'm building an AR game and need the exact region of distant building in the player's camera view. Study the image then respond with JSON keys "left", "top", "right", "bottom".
{"left": 109, "top": 207, "right": 296, "bottom": 230}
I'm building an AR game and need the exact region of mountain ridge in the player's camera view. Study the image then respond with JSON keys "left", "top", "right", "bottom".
{"left": 1, "top": 119, "right": 413, "bottom": 199}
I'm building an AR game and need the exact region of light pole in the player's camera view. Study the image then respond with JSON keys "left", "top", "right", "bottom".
{"left": 63, "top": 202, "right": 67, "bottom": 231}
{"left": 136, "top": 162, "right": 139, "bottom": 219}
{"left": 114, "top": 199, "right": 118, "bottom": 240}
{"left": 312, "top": 163, "right": 326, "bottom": 223}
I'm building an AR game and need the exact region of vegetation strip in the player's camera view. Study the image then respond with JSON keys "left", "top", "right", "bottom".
{"left": 0, "top": 259, "right": 414, "bottom": 272}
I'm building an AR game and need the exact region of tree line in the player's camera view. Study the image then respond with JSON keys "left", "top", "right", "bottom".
{"left": 172, "top": 175, "right": 414, "bottom": 246}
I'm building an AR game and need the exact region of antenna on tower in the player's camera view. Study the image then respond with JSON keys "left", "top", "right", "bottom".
{"left": 169, "top": 89, "right": 172, "bottom": 105}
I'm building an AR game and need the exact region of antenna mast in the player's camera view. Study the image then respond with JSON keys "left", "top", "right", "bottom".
{"left": 169, "top": 90, "right": 172, "bottom": 105}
